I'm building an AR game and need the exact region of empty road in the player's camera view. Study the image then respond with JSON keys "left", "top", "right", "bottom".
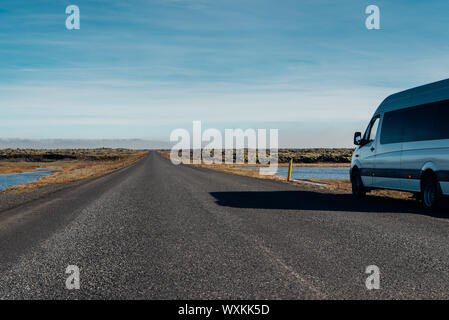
{"left": 1, "top": 151, "right": 449, "bottom": 299}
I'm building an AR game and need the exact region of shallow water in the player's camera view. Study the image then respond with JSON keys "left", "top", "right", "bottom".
{"left": 0, "top": 170, "right": 57, "bottom": 191}
{"left": 242, "top": 166, "right": 350, "bottom": 181}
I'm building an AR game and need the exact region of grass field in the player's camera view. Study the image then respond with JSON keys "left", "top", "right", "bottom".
{"left": 0, "top": 149, "right": 148, "bottom": 192}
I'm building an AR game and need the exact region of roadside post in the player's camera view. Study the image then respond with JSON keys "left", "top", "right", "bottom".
{"left": 287, "top": 159, "right": 293, "bottom": 182}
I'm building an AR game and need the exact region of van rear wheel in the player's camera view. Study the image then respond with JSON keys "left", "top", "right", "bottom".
{"left": 352, "top": 170, "right": 366, "bottom": 198}
{"left": 421, "top": 175, "right": 442, "bottom": 210}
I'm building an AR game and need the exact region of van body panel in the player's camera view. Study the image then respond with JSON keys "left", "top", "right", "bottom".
{"left": 371, "top": 142, "right": 403, "bottom": 190}
{"left": 440, "top": 182, "right": 449, "bottom": 195}
{"left": 352, "top": 144, "right": 374, "bottom": 186}
{"left": 401, "top": 144, "right": 445, "bottom": 192}
{"left": 409, "top": 81, "right": 449, "bottom": 107}
{"left": 375, "top": 78, "right": 449, "bottom": 114}
{"left": 357, "top": 141, "right": 376, "bottom": 186}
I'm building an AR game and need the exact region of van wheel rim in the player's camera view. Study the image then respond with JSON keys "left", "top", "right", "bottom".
{"left": 424, "top": 184, "right": 436, "bottom": 208}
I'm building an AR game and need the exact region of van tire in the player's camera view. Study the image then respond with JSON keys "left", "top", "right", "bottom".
{"left": 421, "top": 174, "right": 442, "bottom": 210}
{"left": 352, "top": 170, "right": 366, "bottom": 198}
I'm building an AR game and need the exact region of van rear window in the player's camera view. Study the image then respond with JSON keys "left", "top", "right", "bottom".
{"left": 380, "top": 99, "right": 449, "bottom": 144}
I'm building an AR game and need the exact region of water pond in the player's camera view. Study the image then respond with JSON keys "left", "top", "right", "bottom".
{"left": 0, "top": 170, "right": 59, "bottom": 191}
{"left": 240, "top": 166, "right": 350, "bottom": 181}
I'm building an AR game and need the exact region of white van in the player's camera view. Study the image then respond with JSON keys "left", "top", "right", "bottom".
{"left": 351, "top": 79, "right": 449, "bottom": 210}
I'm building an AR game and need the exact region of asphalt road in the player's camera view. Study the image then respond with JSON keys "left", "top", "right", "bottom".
{"left": 1, "top": 151, "right": 449, "bottom": 299}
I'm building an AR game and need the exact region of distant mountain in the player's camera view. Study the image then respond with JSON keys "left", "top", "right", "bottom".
{"left": 0, "top": 139, "right": 171, "bottom": 150}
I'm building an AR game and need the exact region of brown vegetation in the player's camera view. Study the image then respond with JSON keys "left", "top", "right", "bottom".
{"left": 0, "top": 149, "right": 148, "bottom": 193}
{"left": 0, "top": 148, "right": 137, "bottom": 162}
{"left": 158, "top": 148, "right": 353, "bottom": 164}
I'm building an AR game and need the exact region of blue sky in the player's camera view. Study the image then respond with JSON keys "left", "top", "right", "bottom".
{"left": 1, "top": 0, "right": 449, "bottom": 147}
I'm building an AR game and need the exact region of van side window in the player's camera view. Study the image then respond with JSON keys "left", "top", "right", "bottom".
{"left": 435, "top": 101, "right": 449, "bottom": 140}
{"left": 380, "top": 99, "right": 449, "bottom": 144}
{"left": 381, "top": 110, "right": 403, "bottom": 144}
{"left": 402, "top": 103, "right": 438, "bottom": 142}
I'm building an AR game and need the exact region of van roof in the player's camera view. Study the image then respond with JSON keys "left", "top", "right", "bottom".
{"left": 375, "top": 78, "right": 449, "bottom": 114}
